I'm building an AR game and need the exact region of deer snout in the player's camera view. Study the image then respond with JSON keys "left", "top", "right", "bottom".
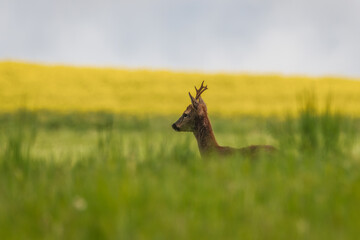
{"left": 172, "top": 123, "right": 180, "bottom": 131}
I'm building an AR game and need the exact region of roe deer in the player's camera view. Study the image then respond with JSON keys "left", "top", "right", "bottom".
{"left": 172, "top": 81, "right": 276, "bottom": 158}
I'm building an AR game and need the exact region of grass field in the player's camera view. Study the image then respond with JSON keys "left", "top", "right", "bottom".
{"left": 1, "top": 62, "right": 360, "bottom": 239}
{"left": 1, "top": 107, "right": 360, "bottom": 240}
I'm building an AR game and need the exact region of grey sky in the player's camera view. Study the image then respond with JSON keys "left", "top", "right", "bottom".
{"left": 1, "top": 0, "right": 360, "bottom": 77}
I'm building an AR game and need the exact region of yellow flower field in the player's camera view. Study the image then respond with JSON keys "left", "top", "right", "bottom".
{"left": 1, "top": 61, "right": 360, "bottom": 116}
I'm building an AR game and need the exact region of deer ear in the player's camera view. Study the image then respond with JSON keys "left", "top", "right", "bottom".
{"left": 198, "top": 96, "right": 205, "bottom": 104}
{"left": 198, "top": 97, "right": 207, "bottom": 111}
{"left": 189, "top": 92, "right": 198, "bottom": 108}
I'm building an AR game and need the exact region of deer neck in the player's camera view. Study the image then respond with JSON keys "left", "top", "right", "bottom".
{"left": 193, "top": 114, "right": 219, "bottom": 156}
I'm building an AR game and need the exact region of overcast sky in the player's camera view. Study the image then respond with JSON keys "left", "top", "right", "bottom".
{"left": 1, "top": 0, "right": 360, "bottom": 77}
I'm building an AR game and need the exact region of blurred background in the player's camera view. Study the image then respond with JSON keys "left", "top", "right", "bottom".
{"left": 1, "top": 0, "right": 360, "bottom": 77}
{"left": 2, "top": 2, "right": 360, "bottom": 239}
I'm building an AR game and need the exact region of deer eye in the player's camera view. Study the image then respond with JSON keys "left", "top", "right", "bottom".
{"left": 183, "top": 113, "right": 188, "bottom": 118}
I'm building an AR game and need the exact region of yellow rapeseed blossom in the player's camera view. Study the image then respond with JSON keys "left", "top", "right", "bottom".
{"left": 1, "top": 61, "right": 360, "bottom": 116}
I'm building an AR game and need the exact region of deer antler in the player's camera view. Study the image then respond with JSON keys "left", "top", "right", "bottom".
{"left": 194, "top": 81, "right": 208, "bottom": 100}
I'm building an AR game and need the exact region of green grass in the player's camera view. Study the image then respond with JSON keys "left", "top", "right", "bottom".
{"left": 0, "top": 108, "right": 360, "bottom": 240}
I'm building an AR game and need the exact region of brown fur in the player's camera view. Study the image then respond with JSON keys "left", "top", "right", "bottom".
{"left": 192, "top": 106, "right": 276, "bottom": 158}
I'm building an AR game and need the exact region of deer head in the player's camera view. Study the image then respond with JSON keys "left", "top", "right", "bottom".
{"left": 172, "top": 81, "right": 208, "bottom": 132}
